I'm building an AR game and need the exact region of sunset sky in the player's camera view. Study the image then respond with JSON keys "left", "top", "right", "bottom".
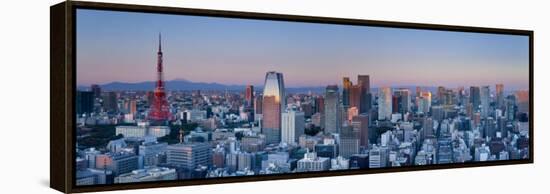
{"left": 76, "top": 9, "right": 529, "bottom": 90}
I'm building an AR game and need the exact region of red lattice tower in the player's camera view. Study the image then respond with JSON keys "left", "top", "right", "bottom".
{"left": 149, "top": 34, "right": 172, "bottom": 122}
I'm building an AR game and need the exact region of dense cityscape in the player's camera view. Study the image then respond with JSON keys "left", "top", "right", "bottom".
{"left": 74, "top": 36, "right": 530, "bottom": 186}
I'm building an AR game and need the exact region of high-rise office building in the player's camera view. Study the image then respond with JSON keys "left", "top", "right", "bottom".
{"left": 225, "top": 152, "right": 239, "bottom": 172}
{"left": 103, "top": 91, "right": 118, "bottom": 112}
{"left": 91, "top": 84, "right": 101, "bottom": 98}
{"left": 76, "top": 91, "right": 94, "bottom": 115}
{"left": 393, "top": 88, "right": 411, "bottom": 114}
{"left": 315, "top": 96, "right": 325, "bottom": 114}
{"left": 349, "top": 85, "right": 362, "bottom": 111}
{"left": 480, "top": 86, "right": 490, "bottom": 118}
{"left": 496, "top": 84, "right": 504, "bottom": 109}
{"left": 378, "top": 87, "right": 392, "bottom": 120}
{"left": 245, "top": 85, "right": 254, "bottom": 108}
{"left": 505, "top": 95, "right": 516, "bottom": 120}
{"left": 212, "top": 146, "right": 225, "bottom": 169}
{"left": 470, "top": 86, "right": 481, "bottom": 109}
{"left": 324, "top": 85, "right": 340, "bottom": 134}
{"left": 301, "top": 102, "right": 313, "bottom": 117}
{"left": 166, "top": 143, "right": 212, "bottom": 170}
{"left": 422, "top": 117, "right": 435, "bottom": 139}
{"left": 254, "top": 96, "right": 263, "bottom": 115}
{"left": 515, "top": 90, "right": 529, "bottom": 113}
{"left": 339, "top": 124, "right": 359, "bottom": 158}
{"left": 415, "top": 86, "right": 422, "bottom": 97}
{"left": 281, "top": 109, "right": 305, "bottom": 145}
{"left": 342, "top": 77, "right": 352, "bottom": 107}
{"left": 437, "top": 86, "right": 446, "bottom": 104}
{"left": 262, "top": 71, "right": 285, "bottom": 144}
{"left": 237, "top": 152, "right": 255, "bottom": 171}
{"left": 357, "top": 75, "right": 371, "bottom": 113}
{"left": 351, "top": 113, "right": 369, "bottom": 147}
{"left": 436, "top": 133, "right": 453, "bottom": 164}
{"left": 123, "top": 99, "right": 137, "bottom": 115}
{"left": 417, "top": 91, "right": 432, "bottom": 114}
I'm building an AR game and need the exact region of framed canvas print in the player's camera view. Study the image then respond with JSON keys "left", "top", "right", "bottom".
{"left": 50, "top": 1, "right": 533, "bottom": 193}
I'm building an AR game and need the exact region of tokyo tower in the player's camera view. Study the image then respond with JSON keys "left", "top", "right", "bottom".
{"left": 148, "top": 33, "right": 172, "bottom": 123}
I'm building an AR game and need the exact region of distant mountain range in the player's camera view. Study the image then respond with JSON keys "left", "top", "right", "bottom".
{"left": 78, "top": 79, "right": 325, "bottom": 93}
{"left": 78, "top": 79, "right": 440, "bottom": 94}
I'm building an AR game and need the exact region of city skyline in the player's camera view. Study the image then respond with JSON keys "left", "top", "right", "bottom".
{"left": 77, "top": 9, "right": 529, "bottom": 90}
{"left": 74, "top": 8, "right": 530, "bottom": 185}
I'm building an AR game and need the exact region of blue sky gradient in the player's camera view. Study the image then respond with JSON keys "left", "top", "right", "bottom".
{"left": 76, "top": 9, "right": 529, "bottom": 90}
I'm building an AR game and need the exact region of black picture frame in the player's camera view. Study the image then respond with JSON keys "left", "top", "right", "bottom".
{"left": 50, "top": 1, "right": 534, "bottom": 193}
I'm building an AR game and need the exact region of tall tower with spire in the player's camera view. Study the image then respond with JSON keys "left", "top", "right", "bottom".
{"left": 149, "top": 33, "right": 171, "bottom": 123}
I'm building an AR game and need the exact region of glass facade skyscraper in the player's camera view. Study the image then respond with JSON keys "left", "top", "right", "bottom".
{"left": 262, "top": 71, "right": 285, "bottom": 144}
{"left": 324, "top": 85, "right": 340, "bottom": 134}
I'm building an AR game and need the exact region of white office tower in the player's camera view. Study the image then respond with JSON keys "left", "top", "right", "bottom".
{"left": 281, "top": 108, "right": 305, "bottom": 145}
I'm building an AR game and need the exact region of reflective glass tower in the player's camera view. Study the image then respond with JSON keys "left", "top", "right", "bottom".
{"left": 261, "top": 71, "right": 285, "bottom": 144}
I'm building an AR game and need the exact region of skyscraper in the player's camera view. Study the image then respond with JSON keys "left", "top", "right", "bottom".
{"left": 262, "top": 71, "right": 285, "bottom": 144}
{"left": 515, "top": 90, "right": 529, "bottom": 114}
{"left": 124, "top": 99, "right": 137, "bottom": 115}
{"left": 480, "top": 86, "right": 490, "bottom": 118}
{"left": 417, "top": 91, "right": 432, "bottom": 114}
{"left": 393, "top": 88, "right": 411, "bottom": 115}
{"left": 496, "top": 84, "right": 504, "bottom": 109}
{"left": 324, "top": 85, "right": 340, "bottom": 134}
{"left": 505, "top": 95, "right": 516, "bottom": 120}
{"left": 254, "top": 96, "right": 263, "bottom": 114}
{"left": 77, "top": 91, "right": 94, "bottom": 115}
{"left": 470, "top": 86, "right": 481, "bottom": 109}
{"left": 103, "top": 91, "right": 118, "bottom": 112}
{"left": 378, "top": 87, "right": 392, "bottom": 120}
{"left": 245, "top": 85, "right": 254, "bottom": 108}
{"left": 91, "top": 84, "right": 101, "bottom": 98}
{"left": 342, "top": 77, "right": 352, "bottom": 107}
{"left": 437, "top": 86, "right": 446, "bottom": 104}
{"left": 357, "top": 75, "right": 371, "bottom": 113}
{"left": 281, "top": 109, "right": 305, "bottom": 145}
{"left": 351, "top": 113, "right": 369, "bottom": 147}
{"left": 314, "top": 96, "right": 325, "bottom": 114}
{"left": 339, "top": 124, "right": 359, "bottom": 158}
{"left": 349, "top": 85, "right": 362, "bottom": 111}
